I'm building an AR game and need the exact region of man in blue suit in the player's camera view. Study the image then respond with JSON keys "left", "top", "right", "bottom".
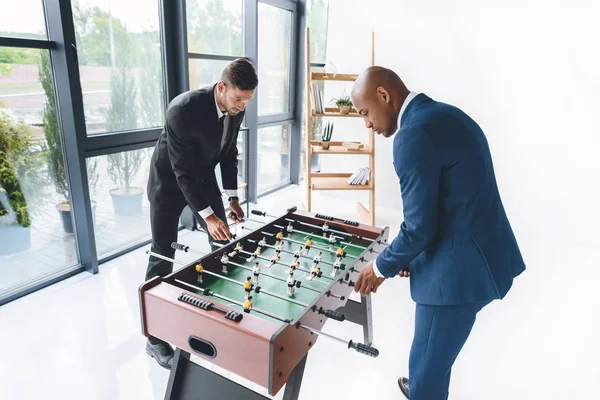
{"left": 351, "top": 67, "right": 525, "bottom": 399}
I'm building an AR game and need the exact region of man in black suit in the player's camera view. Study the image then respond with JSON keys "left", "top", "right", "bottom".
{"left": 144, "top": 58, "right": 258, "bottom": 369}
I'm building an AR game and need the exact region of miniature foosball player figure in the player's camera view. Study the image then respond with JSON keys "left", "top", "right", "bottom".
{"left": 313, "top": 251, "right": 323, "bottom": 267}
{"left": 247, "top": 247, "right": 261, "bottom": 262}
{"left": 229, "top": 243, "right": 243, "bottom": 257}
{"left": 287, "top": 272, "right": 296, "bottom": 297}
{"left": 322, "top": 222, "right": 329, "bottom": 237}
{"left": 258, "top": 237, "right": 267, "bottom": 250}
{"left": 243, "top": 295, "right": 253, "bottom": 313}
{"left": 293, "top": 246, "right": 303, "bottom": 261}
{"left": 305, "top": 239, "right": 313, "bottom": 255}
{"left": 221, "top": 252, "right": 229, "bottom": 274}
{"left": 275, "top": 230, "right": 284, "bottom": 245}
{"left": 195, "top": 263, "right": 204, "bottom": 283}
{"left": 269, "top": 255, "right": 280, "bottom": 269}
{"left": 243, "top": 276, "right": 254, "bottom": 300}
{"left": 328, "top": 233, "right": 337, "bottom": 249}
{"left": 331, "top": 259, "right": 342, "bottom": 277}
{"left": 275, "top": 242, "right": 284, "bottom": 256}
{"left": 336, "top": 247, "right": 346, "bottom": 258}
{"left": 288, "top": 261, "right": 300, "bottom": 274}
{"left": 308, "top": 265, "right": 321, "bottom": 281}
{"left": 286, "top": 222, "right": 294, "bottom": 237}
{"left": 252, "top": 262, "right": 260, "bottom": 284}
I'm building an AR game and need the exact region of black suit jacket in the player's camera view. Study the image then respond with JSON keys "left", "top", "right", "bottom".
{"left": 147, "top": 84, "right": 244, "bottom": 213}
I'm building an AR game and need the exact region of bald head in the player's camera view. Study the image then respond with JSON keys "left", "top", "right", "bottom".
{"left": 351, "top": 66, "right": 410, "bottom": 138}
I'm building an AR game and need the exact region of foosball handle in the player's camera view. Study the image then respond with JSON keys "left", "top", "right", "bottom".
{"left": 318, "top": 307, "right": 345, "bottom": 322}
{"left": 171, "top": 242, "right": 189, "bottom": 252}
{"left": 348, "top": 340, "right": 379, "bottom": 358}
{"left": 251, "top": 209, "right": 267, "bottom": 217}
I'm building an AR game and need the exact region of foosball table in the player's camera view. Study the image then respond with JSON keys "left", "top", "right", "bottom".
{"left": 139, "top": 206, "right": 390, "bottom": 400}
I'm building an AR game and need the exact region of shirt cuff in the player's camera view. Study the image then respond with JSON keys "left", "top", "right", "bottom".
{"left": 198, "top": 206, "right": 214, "bottom": 220}
{"left": 224, "top": 189, "right": 239, "bottom": 198}
{"left": 372, "top": 258, "right": 385, "bottom": 278}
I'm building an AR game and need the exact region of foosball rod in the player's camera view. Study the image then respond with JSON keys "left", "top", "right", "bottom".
{"left": 246, "top": 238, "right": 341, "bottom": 268}
{"left": 297, "top": 324, "right": 379, "bottom": 358}
{"left": 146, "top": 250, "right": 309, "bottom": 308}
{"left": 244, "top": 227, "right": 354, "bottom": 260}
{"left": 227, "top": 260, "right": 322, "bottom": 294}
{"left": 274, "top": 223, "right": 364, "bottom": 253}
{"left": 174, "top": 279, "right": 290, "bottom": 323}
{"left": 283, "top": 218, "right": 376, "bottom": 243}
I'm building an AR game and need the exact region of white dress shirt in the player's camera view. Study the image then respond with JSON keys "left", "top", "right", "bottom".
{"left": 198, "top": 88, "right": 239, "bottom": 219}
{"left": 372, "top": 91, "right": 418, "bottom": 278}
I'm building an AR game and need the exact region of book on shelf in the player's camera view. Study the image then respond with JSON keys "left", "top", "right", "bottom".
{"left": 311, "top": 83, "right": 324, "bottom": 113}
{"left": 347, "top": 167, "right": 370, "bottom": 185}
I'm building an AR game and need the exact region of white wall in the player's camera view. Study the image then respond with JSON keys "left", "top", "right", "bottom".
{"left": 322, "top": 0, "right": 600, "bottom": 248}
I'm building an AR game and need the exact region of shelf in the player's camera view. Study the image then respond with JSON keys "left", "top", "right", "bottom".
{"left": 312, "top": 107, "right": 361, "bottom": 118}
{"left": 310, "top": 141, "right": 372, "bottom": 154}
{"left": 311, "top": 72, "right": 358, "bottom": 81}
{"left": 310, "top": 174, "right": 372, "bottom": 191}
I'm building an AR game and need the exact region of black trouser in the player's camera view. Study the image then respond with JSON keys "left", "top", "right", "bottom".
{"left": 145, "top": 196, "right": 227, "bottom": 345}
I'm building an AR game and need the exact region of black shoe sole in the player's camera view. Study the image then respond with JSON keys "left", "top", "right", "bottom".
{"left": 146, "top": 347, "right": 172, "bottom": 370}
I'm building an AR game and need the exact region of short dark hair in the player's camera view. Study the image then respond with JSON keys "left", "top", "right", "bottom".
{"left": 221, "top": 58, "right": 258, "bottom": 91}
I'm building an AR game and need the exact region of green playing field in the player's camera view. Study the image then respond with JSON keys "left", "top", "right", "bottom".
{"left": 189, "top": 228, "right": 367, "bottom": 324}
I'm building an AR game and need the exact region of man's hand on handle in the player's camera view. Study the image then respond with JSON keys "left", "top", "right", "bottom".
{"left": 205, "top": 214, "right": 232, "bottom": 241}
{"left": 228, "top": 200, "right": 245, "bottom": 223}
{"left": 398, "top": 265, "right": 410, "bottom": 278}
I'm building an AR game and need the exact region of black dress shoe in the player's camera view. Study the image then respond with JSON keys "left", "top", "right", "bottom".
{"left": 146, "top": 339, "right": 174, "bottom": 369}
{"left": 398, "top": 377, "right": 409, "bottom": 399}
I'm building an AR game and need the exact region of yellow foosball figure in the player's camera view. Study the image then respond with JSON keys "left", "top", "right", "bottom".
{"left": 229, "top": 243, "right": 243, "bottom": 257}
{"left": 336, "top": 247, "right": 346, "bottom": 258}
{"left": 243, "top": 276, "right": 254, "bottom": 300}
{"left": 269, "top": 255, "right": 280, "bottom": 269}
{"left": 308, "top": 266, "right": 321, "bottom": 281}
{"left": 243, "top": 296, "right": 253, "bottom": 313}
{"left": 288, "top": 261, "right": 300, "bottom": 274}
{"left": 195, "top": 263, "right": 204, "bottom": 283}
{"left": 305, "top": 239, "right": 313, "bottom": 254}
{"left": 276, "top": 230, "right": 284, "bottom": 245}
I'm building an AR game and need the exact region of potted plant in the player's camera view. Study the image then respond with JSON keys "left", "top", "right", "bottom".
{"left": 0, "top": 106, "right": 46, "bottom": 255}
{"left": 40, "top": 52, "right": 98, "bottom": 233}
{"left": 320, "top": 121, "right": 333, "bottom": 150}
{"left": 107, "top": 150, "right": 145, "bottom": 216}
{"left": 332, "top": 95, "right": 353, "bottom": 114}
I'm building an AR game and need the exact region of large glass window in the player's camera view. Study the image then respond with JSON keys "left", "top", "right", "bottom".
{"left": 189, "top": 58, "right": 230, "bottom": 90}
{"left": 86, "top": 147, "right": 153, "bottom": 257}
{"left": 186, "top": 0, "right": 243, "bottom": 56}
{"left": 257, "top": 3, "right": 292, "bottom": 116}
{"left": 257, "top": 124, "right": 290, "bottom": 193}
{"left": 72, "top": 0, "right": 165, "bottom": 135}
{"left": 0, "top": 48, "right": 78, "bottom": 297}
{"left": 0, "top": 0, "right": 47, "bottom": 40}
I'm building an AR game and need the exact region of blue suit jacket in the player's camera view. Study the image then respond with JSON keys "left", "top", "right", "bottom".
{"left": 376, "top": 94, "right": 526, "bottom": 305}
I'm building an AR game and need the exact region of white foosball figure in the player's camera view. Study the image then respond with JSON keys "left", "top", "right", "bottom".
{"left": 252, "top": 262, "right": 260, "bottom": 284}
{"left": 293, "top": 247, "right": 303, "bottom": 261}
{"left": 220, "top": 253, "right": 229, "bottom": 274}
{"left": 286, "top": 222, "right": 294, "bottom": 237}
{"left": 275, "top": 243, "right": 284, "bottom": 255}
{"left": 258, "top": 237, "right": 267, "bottom": 249}
{"left": 287, "top": 273, "right": 296, "bottom": 296}
{"left": 328, "top": 233, "right": 337, "bottom": 249}
{"left": 313, "top": 251, "right": 322, "bottom": 267}
{"left": 322, "top": 222, "right": 329, "bottom": 237}
{"left": 331, "top": 259, "right": 342, "bottom": 277}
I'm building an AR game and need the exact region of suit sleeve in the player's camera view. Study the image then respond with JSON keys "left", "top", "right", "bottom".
{"left": 375, "top": 128, "right": 440, "bottom": 278}
{"left": 219, "top": 117, "right": 241, "bottom": 192}
{"left": 165, "top": 106, "right": 211, "bottom": 212}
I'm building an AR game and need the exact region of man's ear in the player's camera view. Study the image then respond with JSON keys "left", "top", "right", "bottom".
{"left": 377, "top": 86, "right": 390, "bottom": 103}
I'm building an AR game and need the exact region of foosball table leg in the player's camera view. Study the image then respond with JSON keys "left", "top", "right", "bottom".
{"left": 334, "top": 295, "right": 374, "bottom": 346}
{"left": 164, "top": 348, "right": 308, "bottom": 400}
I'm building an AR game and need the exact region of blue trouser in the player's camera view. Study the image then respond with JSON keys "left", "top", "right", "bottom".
{"left": 409, "top": 300, "right": 491, "bottom": 400}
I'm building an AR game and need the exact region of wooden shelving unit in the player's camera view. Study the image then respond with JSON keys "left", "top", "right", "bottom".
{"left": 304, "top": 28, "right": 376, "bottom": 225}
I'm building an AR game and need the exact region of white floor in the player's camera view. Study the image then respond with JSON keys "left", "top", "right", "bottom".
{"left": 1, "top": 185, "right": 599, "bottom": 400}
